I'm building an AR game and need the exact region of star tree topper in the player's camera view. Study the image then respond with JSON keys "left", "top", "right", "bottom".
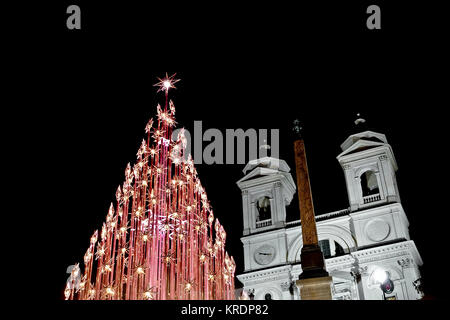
{"left": 154, "top": 73, "right": 180, "bottom": 93}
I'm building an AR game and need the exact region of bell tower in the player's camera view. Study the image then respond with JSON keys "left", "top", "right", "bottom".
{"left": 337, "top": 114, "right": 401, "bottom": 212}
{"left": 237, "top": 152, "right": 296, "bottom": 275}
{"left": 237, "top": 157, "right": 296, "bottom": 236}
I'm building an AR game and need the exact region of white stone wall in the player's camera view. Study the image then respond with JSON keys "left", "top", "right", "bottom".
{"left": 238, "top": 240, "right": 423, "bottom": 300}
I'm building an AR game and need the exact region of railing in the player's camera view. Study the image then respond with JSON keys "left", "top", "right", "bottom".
{"left": 316, "top": 208, "right": 351, "bottom": 221}
{"left": 256, "top": 219, "right": 272, "bottom": 228}
{"left": 363, "top": 193, "right": 381, "bottom": 204}
{"left": 285, "top": 208, "right": 351, "bottom": 227}
{"left": 286, "top": 220, "right": 301, "bottom": 227}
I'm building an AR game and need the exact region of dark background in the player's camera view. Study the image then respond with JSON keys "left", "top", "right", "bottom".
{"left": 12, "top": 1, "right": 447, "bottom": 304}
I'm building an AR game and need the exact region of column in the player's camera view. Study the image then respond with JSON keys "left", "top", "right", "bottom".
{"left": 242, "top": 190, "right": 251, "bottom": 235}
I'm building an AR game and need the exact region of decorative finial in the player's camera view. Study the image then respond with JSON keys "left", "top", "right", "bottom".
{"left": 260, "top": 139, "right": 271, "bottom": 151}
{"left": 354, "top": 113, "right": 366, "bottom": 125}
{"left": 293, "top": 119, "right": 303, "bottom": 138}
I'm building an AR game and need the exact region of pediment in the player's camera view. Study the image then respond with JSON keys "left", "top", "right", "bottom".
{"left": 237, "top": 167, "right": 280, "bottom": 184}
{"left": 337, "top": 139, "right": 385, "bottom": 158}
{"left": 242, "top": 157, "right": 290, "bottom": 174}
{"left": 340, "top": 131, "right": 387, "bottom": 152}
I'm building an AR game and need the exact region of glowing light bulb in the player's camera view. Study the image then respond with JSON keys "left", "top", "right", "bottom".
{"left": 372, "top": 268, "right": 388, "bottom": 284}
{"left": 106, "top": 287, "right": 115, "bottom": 296}
{"left": 64, "top": 287, "right": 71, "bottom": 299}
{"left": 143, "top": 291, "right": 154, "bottom": 300}
{"left": 135, "top": 207, "right": 142, "bottom": 217}
{"left": 164, "top": 81, "right": 171, "bottom": 89}
{"left": 208, "top": 212, "right": 214, "bottom": 225}
{"left": 154, "top": 73, "right": 180, "bottom": 93}
{"left": 84, "top": 252, "right": 92, "bottom": 264}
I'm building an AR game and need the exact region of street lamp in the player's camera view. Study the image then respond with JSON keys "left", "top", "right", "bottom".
{"left": 371, "top": 268, "right": 394, "bottom": 299}
{"left": 380, "top": 277, "right": 395, "bottom": 295}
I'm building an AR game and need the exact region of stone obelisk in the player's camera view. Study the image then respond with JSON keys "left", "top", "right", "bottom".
{"left": 293, "top": 120, "right": 333, "bottom": 300}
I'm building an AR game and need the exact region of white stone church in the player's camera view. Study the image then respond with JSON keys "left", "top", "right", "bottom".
{"left": 236, "top": 127, "right": 423, "bottom": 300}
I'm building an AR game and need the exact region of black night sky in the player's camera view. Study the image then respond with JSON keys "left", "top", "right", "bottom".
{"left": 17, "top": 1, "right": 447, "bottom": 304}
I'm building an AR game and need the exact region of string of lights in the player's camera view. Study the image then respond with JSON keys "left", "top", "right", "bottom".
{"left": 64, "top": 73, "right": 236, "bottom": 300}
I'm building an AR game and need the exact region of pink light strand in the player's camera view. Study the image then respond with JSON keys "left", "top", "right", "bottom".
{"left": 65, "top": 75, "right": 236, "bottom": 301}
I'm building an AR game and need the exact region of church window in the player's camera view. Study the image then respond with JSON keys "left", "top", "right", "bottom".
{"left": 256, "top": 197, "right": 271, "bottom": 221}
{"left": 361, "top": 170, "right": 379, "bottom": 197}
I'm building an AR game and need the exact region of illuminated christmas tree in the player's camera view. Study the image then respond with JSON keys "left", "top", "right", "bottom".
{"left": 65, "top": 74, "right": 236, "bottom": 300}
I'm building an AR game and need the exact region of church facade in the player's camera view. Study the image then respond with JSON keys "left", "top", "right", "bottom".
{"left": 236, "top": 129, "right": 423, "bottom": 300}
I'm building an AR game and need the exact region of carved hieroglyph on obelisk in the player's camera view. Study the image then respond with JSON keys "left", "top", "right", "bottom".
{"left": 292, "top": 120, "right": 333, "bottom": 300}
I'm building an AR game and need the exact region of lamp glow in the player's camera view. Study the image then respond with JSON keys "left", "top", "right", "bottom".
{"left": 372, "top": 268, "right": 388, "bottom": 284}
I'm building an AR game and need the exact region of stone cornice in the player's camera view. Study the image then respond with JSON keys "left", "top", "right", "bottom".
{"left": 241, "top": 229, "right": 287, "bottom": 243}
{"left": 326, "top": 240, "right": 423, "bottom": 270}
{"left": 340, "top": 131, "right": 387, "bottom": 151}
{"left": 354, "top": 240, "right": 422, "bottom": 265}
{"left": 237, "top": 265, "right": 292, "bottom": 285}
{"left": 337, "top": 144, "right": 398, "bottom": 171}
